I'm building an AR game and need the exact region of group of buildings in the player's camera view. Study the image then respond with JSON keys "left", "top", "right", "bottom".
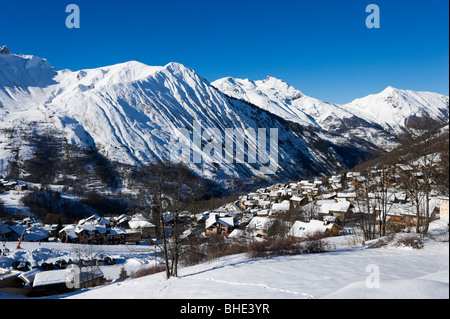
{"left": 201, "top": 167, "right": 449, "bottom": 242}
{"left": 0, "top": 213, "right": 157, "bottom": 246}
{"left": 2, "top": 162, "right": 449, "bottom": 246}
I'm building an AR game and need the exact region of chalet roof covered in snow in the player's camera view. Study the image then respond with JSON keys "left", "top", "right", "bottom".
{"left": 288, "top": 219, "right": 336, "bottom": 238}
{"left": 246, "top": 217, "right": 275, "bottom": 230}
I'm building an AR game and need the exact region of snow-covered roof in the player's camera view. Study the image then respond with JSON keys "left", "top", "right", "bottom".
{"left": 33, "top": 268, "right": 103, "bottom": 288}
{"left": 107, "top": 227, "right": 127, "bottom": 235}
{"left": 128, "top": 213, "right": 155, "bottom": 229}
{"left": 128, "top": 219, "right": 155, "bottom": 229}
{"left": 288, "top": 220, "right": 335, "bottom": 238}
{"left": 246, "top": 217, "right": 275, "bottom": 230}
{"left": 205, "top": 213, "right": 234, "bottom": 229}
{"left": 9, "top": 224, "right": 49, "bottom": 241}
{"left": 272, "top": 200, "right": 290, "bottom": 212}
{"left": 337, "top": 192, "right": 356, "bottom": 198}
{"left": 290, "top": 196, "right": 304, "bottom": 202}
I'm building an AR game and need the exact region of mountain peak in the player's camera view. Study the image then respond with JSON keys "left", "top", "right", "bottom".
{"left": 256, "top": 76, "right": 303, "bottom": 100}
{"left": 0, "top": 45, "right": 10, "bottom": 55}
{"left": 163, "top": 62, "right": 191, "bottom": 73}
{"left": 261, "top": 75, "right": 286, "bottom": 85}
{"left": 381, "top": 85, "right": 399, "bottom": 95}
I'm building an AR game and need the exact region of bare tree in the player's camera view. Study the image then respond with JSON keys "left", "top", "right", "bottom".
{"left": 135, "top": 161, "right": 205, "bottom": 279}
{"left": 372, "top": 165, "right": 395, "bottom": 237}
{"left": 400, "top": 127, "right": 441, "bottom": 235}
{"left": 354, "top": 169, "right": 377, "bottom": 240}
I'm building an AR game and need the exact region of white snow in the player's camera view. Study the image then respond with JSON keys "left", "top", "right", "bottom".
{"left": 1, "top": 48, "right": 448, "bottom": 180}
{"left": 212, "top": 77, "right": 449, "bottom": 150}
{"left": 62, "top": 238, "right": 448, "bottom": 300}
{"left": 0, "top": 218, "right": 448, "bottom": 299}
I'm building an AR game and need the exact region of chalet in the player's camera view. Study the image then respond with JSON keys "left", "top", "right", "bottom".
{"left": 391, "top": 192, "right": 409, "bottom": 204}
{"left": 319, "top": 193, "right": 336, "bottom": 200}
{"left": 105, "top": 227, "right": 127, "bottom": 245}
{"left": 289, "top": 196, "right": 305, "bottom": 208}
{"left": 205, "top": 213, "right": 235, "bottom": 236}
{"left": 272, "top": 200, "right": 291, "bottom": 213}
{"left": 113, "top": 214, "right": 132, "bottom": 228}
{"left": 336, "top": 192, "right": 357, "bottom": 202}
{"left": 328, "top": 183, "right": 342, "bottom": 193}
{"left": 256, "top": 209, "right": 270, "bottom": 217}
{"left": 0, "top": 223, "right": 11, "bottom": 241}
{"left": 242, "top": 200, "right": 257, "bottom": 210}
{"left": 59, "top": 224, "right": 100, "bottom": 244}
{"left": 438, "top": 196, "right": 449, "bottom": 219}
{"left": 375, "top": 198, "right": 440, "bottom": 230}
{"left": 257, "top": 200, "right": 272, "bottom": 209}
{"left": 8, "top": 224, "right": 49, "bottom": 242}
{"left": 30, "top": 267, "right": 104, "bottom": 297}
{"left": 290, "top": 187, "right": 301, "bottom": 196}
{"left": 269, "top": 191, "right": 279, "bottom": 201}
{"left": 395, "top": 164, "right": 413, "bottom": 174}
{"left": 246, "top": 217, "right": 277, "bottom": 239}
{"left": 128, "top": 214, "right": 156, "bottom": 238}
{"left": 259, "top": 192, "right": 270, "bottom": 200}
{"left": 319, "top": 200, "right": 353, "bottom": 224}
{"left": 288, "top": 219, "right": 342, "bottom": 239}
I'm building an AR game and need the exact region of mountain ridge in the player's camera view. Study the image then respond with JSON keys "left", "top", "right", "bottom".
{"left": 0, "top": 46, "right": 448, "bottom": 192}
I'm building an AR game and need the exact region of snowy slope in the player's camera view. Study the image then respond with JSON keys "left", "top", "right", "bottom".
{"left": 62, "top": 219, "right": 448, "bottom": 299}
{"left": 0, "top": 219, "right": 448, "bottom": 300}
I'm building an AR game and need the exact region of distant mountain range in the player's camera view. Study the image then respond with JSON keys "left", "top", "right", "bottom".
{"left": 212, "top": 76, "right": 449, "bottom": 150}
{"left": 0, "top": 46, "right": 448, "bottom": 190}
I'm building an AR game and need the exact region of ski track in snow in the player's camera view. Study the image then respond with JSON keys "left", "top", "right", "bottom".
{"left": 186, "top": 276, "right": 315, "bottom": 299}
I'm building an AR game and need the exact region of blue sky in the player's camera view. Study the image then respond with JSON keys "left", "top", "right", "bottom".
{"left": 1, "top": 0, "right": 448, "bottom": 103}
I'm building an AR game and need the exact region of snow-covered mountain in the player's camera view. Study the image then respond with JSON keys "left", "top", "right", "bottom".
{"left": 0, "top": 46, "right": 381, "bottom": 189}
{"left": 212, "top": 77, "right": 449, "bottom": 150}
{"left": 344, "top": 86, "right": 449, "bottom": 133}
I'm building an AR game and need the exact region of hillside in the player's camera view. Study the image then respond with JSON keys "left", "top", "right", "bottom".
{"left": 1, "top": 46, "right": 448, "bottom": 195}
{"left": 1, "top": 218, "right": 446, "bottom": 300}
{"left": 212, "top": 77, "right": 449, "bottom": 151}
{"left": 0, "top": 47, "right": 387, "bottom": 194}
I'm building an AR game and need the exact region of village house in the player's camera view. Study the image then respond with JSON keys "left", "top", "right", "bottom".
{"left": 289, "top": 196, "right": 305, "bottom": 208}
{"left": 318, "top": 200, "right": 353, "bottom": 224}
{"left": 374, "top": 197, "right": 441, "bottom": 230}
{"left": 438, "top": 196, "right": 449, "bottom": 219}
{"left": 8, "top": 224, "right": 49, "bottom": 242}
{"left": 256, "top": 209, "right": 270, "bottom": 217}
{"left": 336, "top": 192, "right": 357, "bottom": 202}
{"left": 272, "top": 200, "right": 291, "bottom": 213}
{"left": 105, "top": 227, "right": 128, "bottom": 245}
{"left": 288, "top": 218, "right": 342, "bottom": 239}
{"left": 257, "top": 200, "right": 272, "bottom": 210}
{"left": 0, "top": 222, "right": 11, "bottom": 241}
{"left": 58, "top": 213, "right": 143, "bottom": 245}
{"left": 205, "top": 213, "right": 236, "bottom": 236}
{"left": 128, "top": 213, "right": 156, "bottom": 239}
{"left": 59, "top": 224, "right": 100, "bottom": 244}
{"left": 246, "top": 216, "right": 278, "bottom": 239}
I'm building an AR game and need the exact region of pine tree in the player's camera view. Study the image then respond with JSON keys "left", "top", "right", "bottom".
{"left": 119, "top": 265, "right": 128, "bottom": 280}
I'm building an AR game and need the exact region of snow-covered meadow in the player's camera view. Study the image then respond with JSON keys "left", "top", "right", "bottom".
{"left": 1, "top": 218, "right": 448, "bottom": 300}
